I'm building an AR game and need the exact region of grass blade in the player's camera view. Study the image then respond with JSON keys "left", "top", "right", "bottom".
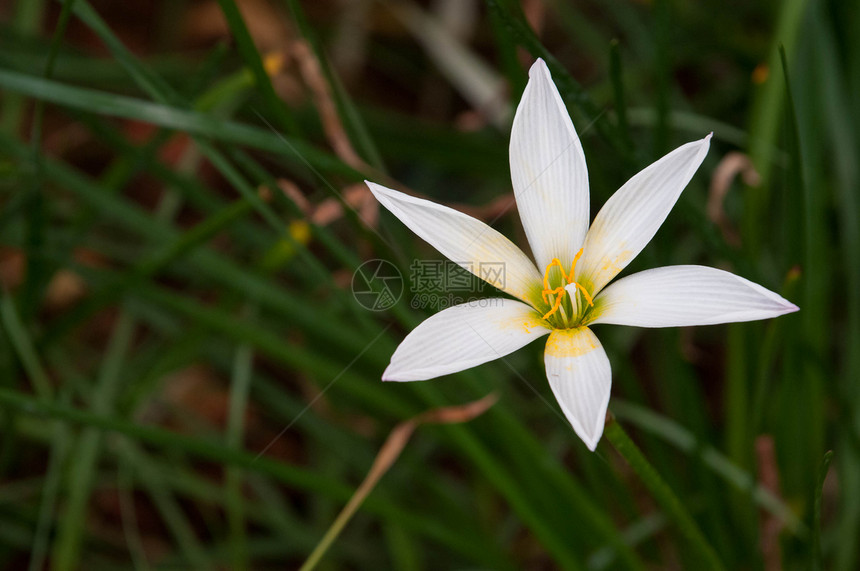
{"left": 605, "top": 416, "right": 725, "bottom": 570}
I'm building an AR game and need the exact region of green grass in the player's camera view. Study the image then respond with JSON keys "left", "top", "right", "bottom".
{"left": 0, "top": 0, "right": 855, "bottom": 568}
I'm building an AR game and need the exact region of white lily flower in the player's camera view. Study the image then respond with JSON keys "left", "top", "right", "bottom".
{"left": 365, "top": 58, "right": 798, "bottom": 451}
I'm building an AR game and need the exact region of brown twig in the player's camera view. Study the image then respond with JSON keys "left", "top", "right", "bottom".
{"left": 755, "top": 435, "right": 784, "bottom": 571}
{"left": 708, "top": 152, "right": 760, "bottom": 247}
{"left": 291, "top": 39, "right": 367, "bottom": 170}
{"left": 300, "top": 393, "right": 498, "bottom": 571}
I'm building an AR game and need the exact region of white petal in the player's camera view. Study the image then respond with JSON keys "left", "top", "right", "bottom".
{"left": 544, "top": 327, "right": 611, "bottom": 451}
{"left": 510, "top": 58, "right": 589, "bottom": 270}
{"left": 577, "top": 135, "right": 712, "bottom": 295}
{"left": 367, "top": 181, "right": 543, "bottom": 306}
{"left": 588, "top": 265, "right": 799, "bottom": 327}
{"left": 384, "top": 299, "right": 551, "bottom": 382}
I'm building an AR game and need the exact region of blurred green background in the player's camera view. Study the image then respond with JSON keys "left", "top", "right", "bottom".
{"left": 0, "top": 0, "right": 857, "bottom": 569}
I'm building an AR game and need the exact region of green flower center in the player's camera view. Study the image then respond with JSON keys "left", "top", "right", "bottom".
{"left": 539, "top": 249, "right": 594, "bottom": 329}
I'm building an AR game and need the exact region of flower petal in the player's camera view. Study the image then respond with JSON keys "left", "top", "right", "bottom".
{"left": 588, "top": 265, "right": 799, "bottom": 327}
{"left": 367, "top": 181, "right": 543, "bottom": 305}
{"left": 510, "top": 58, "right": 589, "bottom": 270}
{"left": 577, "top": 135, "right": 712, "bottom": 295}
{"left": 544, "top": 327, "right": 611, "bottom": 451}
{"left": 383, "top": 299, "right": 551, "bottom": 382}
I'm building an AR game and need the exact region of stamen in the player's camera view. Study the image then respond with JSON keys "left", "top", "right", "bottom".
{"left": 569, "top": 248, "right": 584, "bottom": 281}
{"left": 566, "top": 248, "right": 594, "bottom": 307}
{"left": 540, "top": 248, "right": 594, "bottom": 321}
{"left": 571, "top": 282, "right": 595, "bottom": 307}
{"left": 541, "top": 286, "right": 566, "bottom": 320}
{"left": 542, "top": 258, "right": 567, "bottom": 291}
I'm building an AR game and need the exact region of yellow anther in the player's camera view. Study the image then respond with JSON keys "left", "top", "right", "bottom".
{"left": 542, "top": 258, "right": 567, "bottom": 291}
{"left": 569, "top": 248, "right": 584, "bottom": 281}
{"left": 541, "top": 286, "right": 566, "bottom": 319}
{"left": 542, "top": 285, "right": 565, "bottom": 304}
{"left": 540, "top": 248, "right": 593, "bottom": 320}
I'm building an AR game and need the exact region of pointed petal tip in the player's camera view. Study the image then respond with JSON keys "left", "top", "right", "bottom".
{"left": 381, "top": 363, "right": 430, "bottom": 382}
{"left": 381, "top": 365, "right": 394, "bottom": 382}
{"left": 582, "top": 431, "right": 601, "bottom": 451}
{"left": 568, "top": 418, "right": 602, "bottom": 451}
{"left": 545, "top": 328, "right": 611, "bottom": 453}
{"left": 382, "top": 364, "right": 434, "bottom": 382}
{"left": 365, "top": 180, "right": 385, "bottom": 193}
{"left": 579, "top": 404, "right": 608, "bottom": 451}
{"left": 364, "top": 180, "right": 382, "bottom": 196}
{"left": 528, "top": 57, "right": 549, "bottom": 78}
{"left": 760, "top": 282, "right": 800, "bottom": 316}
{"left": 567, "top": 408, "right": 604, "bottom": 451}
{"left": 364, "top": 181, "right": 414, "bottom": 209}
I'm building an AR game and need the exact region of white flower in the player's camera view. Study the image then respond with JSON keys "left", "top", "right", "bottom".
{"left": 365, "top": 58, "right": 798, "bottom": 450}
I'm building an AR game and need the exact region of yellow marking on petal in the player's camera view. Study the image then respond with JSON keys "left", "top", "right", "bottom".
{"left": 492, "top": 311, "right": 549, "bottom": 336}
{"left": 600, "top": 249, "right": 632, "bottom": 276}
{"left": 545, "top": 327, "right": 598, "bottom": 358}
{"left": 517, "top": 317, "right": 550, "bottom": 335}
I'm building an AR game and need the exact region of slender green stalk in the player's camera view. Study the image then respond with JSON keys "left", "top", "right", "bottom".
{"left": 612, "top": 401, "right": 803, "bottom": 534}
{"left": 116, "top": 440, "right": 210, "bottom": 567}
{"left": 51, "top": 128, "right": 193, "bottom": 567}
{"left": 216, "top": 0, "right": 300, "bottom": 136}
{"left": 0, "top": 293, "right": 53, "bottom": 399}
{"left": 750, "top": 273, "right": 799, "bottom": 436}
{"left": 51, "top": 311, "right": 136, "bottom": 570}
{"left": 284, "top": 0, "right": 386, "bottom": 170}
{"left": 300, "top": 494, "right": 361, "bottom": 571}
{"left": 28, "top": 390, "right": 71, "bottom": 571}
{"left": 0, "top": 69, "right": 362, "bottom": 180}
{"left": 604, "top": 416, "right": 725, "bottom": 570}
{"left": 117, "top": 457, "right": 151, "bottom": 571}
{"left": 804, "top": 7, "right": 860, "bottom": 567}
{"left": 484, "top": 0, "right": 630, "bottom": 158}
{"left": 608, "top": 39, "right": 632, "bottom": 151}
{"left": 743, "top": 0, "right": 809, "bottom": 252}
{"left": 652, "top": 0, "right": 671, "bottom": 156}
{"left": 20, "top": 0, "right": 76, "bottom": 319}
{"left": 226, "top": 316, "right": 255, "bottom": 571}
{"left": 0, "top": 386, "right": 489, "bottom": 562}
{"left": 812, "top": 451, "right": 833, "bottom": 571}
{"left": 0, "top": 0, "right": 46, "bottom": 133}
{"left": 49, "top": 197, "right": 254, "bottom": 332}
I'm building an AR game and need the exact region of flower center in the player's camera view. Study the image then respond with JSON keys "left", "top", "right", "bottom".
{"left": 540, "top": 248, "right": 594, "bottom": 327}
